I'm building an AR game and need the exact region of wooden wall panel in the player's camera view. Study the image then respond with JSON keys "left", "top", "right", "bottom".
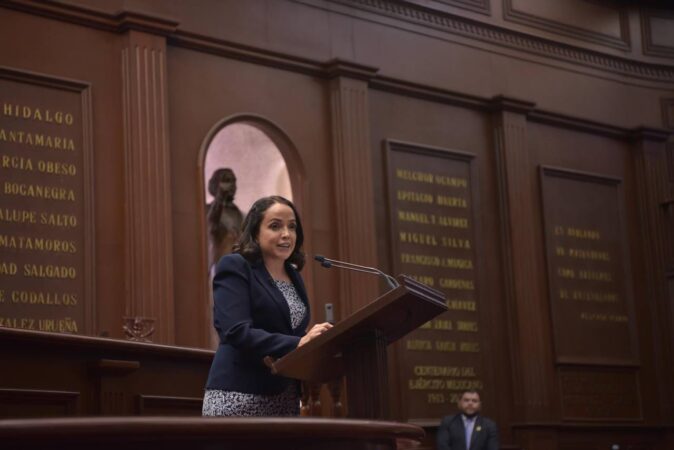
{"left": 0, "top": 1, "right": 672, "bottom": 449}
{"left": 0, "top": 388, "right": 80, "bottom": 418}
{"left": 642, "top": 9, "right": 674, "bottom": 58}
{"left": 504, "top": 0, "right": 630, "bottom": 50}
{"left": 0, "top": 6, "right": 126, "bottom": 339}
{"left": 121, "top": 30, "right": 175, "bottom": 344}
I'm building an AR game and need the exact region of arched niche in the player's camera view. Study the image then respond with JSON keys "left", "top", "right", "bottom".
{"left": 197, "top": 114, "right": 309, "bottom": 347}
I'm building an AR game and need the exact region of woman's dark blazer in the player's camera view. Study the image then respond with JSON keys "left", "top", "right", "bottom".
{"left": 205, "top": 253, "right": 310, "bottom": 395}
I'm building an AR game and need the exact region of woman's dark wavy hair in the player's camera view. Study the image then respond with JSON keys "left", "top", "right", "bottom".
{"left": 233, "top": 196, "right": 305, "bottom": 270}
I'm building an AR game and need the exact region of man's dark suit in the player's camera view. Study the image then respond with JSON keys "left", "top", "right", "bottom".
{"left": 436, "top": 414, "right": 499, "bottom": 450}
{"left": 205, "top": 253, "right": 310, "bottom": 395}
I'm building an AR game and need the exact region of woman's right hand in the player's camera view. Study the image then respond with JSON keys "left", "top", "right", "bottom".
{"left": 298, "top": 322, "right": 333, "bottom": 347}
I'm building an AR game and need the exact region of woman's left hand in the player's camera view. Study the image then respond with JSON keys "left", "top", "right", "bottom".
{"left": 298, "top": 322, "right": 333, "bottom": 347}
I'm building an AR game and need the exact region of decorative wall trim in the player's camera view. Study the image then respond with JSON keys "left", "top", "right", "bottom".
{"left": 503, "top": 0, "right": 630, "bottom": 51}
{"left": 641, "top": 9, "right": 674, "bottom": 59}
{"left": 404, "top": 0, "right": 491, "bottom": 16}
{"left": 121, "top": 31, "right": 175, "bottom": 344}
{"left": 0, "top": 0, "right": 179, "bottom": 34}
{"left": 320, "top": 0, "right": 674, "bottom": 82}
{"left": 0, "top": 327, "right": 213, "bottom": 360}
{"left": 3, "top": 0, "right": 674, "bottom": 84}
{"left": 371, "top": 75, "right": 646, "bottom": 140}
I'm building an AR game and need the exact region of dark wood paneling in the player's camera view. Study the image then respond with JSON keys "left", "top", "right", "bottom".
{"left": 503, "top": 0, "right": 630, "bottom": 50}
{"left": 0, "top": 388, "right": 80, "bottom": 418}
{"left": 384, "top": 140, "right": 485, "bottom": 423}
{"left": 0, "top": 328, "right": 210, "bottom": 417}
{"left": 0, "top": 66, "right": 95, "bottom": 336}
{"left": 641, "top": 9, "right": 674, "bottom": 58}
{"left": 539, "top": 167, "right": 637, "bottom": 366}
{"left": 309, "top": 0, "right": 673, "bottom": 82}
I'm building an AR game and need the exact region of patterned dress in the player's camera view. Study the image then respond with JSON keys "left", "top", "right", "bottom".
{"left": 202, "top": 279, "right": 307, "bottom": 416}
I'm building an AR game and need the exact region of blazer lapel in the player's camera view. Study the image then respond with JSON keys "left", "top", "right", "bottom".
{"left": 469, "top": 416, "right": 483, "bottom": 450}
{"left": 251, "top": 261, "right": 293, "bottom": 332}
{"left": 451, "top": 416, "right": 468, "bottom": 450}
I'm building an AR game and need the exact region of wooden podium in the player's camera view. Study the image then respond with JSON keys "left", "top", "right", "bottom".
{"left": 267, "top": 275, "right": 447, "bottom": 419}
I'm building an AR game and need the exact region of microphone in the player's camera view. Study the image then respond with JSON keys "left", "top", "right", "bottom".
{"left": 314, "top": 255, "right": 400, "bottom": 289}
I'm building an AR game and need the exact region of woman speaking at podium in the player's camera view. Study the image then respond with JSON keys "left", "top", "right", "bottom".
{"left": 202, "top": 196, "right": 332, "bottom": 416}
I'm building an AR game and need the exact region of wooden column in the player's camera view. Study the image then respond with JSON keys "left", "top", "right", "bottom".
{"left": 632, "top": 127, "right": 673, "bottom": 420}
{"left": 342, "top": 329, "right": 389, "bottom": 419}
{"left": 326, "top": 60, "right": 380, "bottom": 315}
{"left": 121, "top": 19, "right": 176, "bottom": 345}
{"left": 491, "top": 96, "right": 554, "bottom": 420}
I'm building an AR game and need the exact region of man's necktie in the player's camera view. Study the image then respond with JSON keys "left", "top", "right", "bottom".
{"left": 465, "top": 417, "right": 475, "bottom": 449}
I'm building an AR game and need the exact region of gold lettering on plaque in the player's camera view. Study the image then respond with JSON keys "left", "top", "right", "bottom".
{"left": 446, "top": 299, "right": 477, "bottom": 311}
{"left": 0, "top": 290, "right": 4, "bottom": 303}
{"left": 37, "top": 160, "right": 77, "bottom": 176}
{"left": 10, "top": 290, "right": 78, "bottom": 306}
{"left": 1, "top": 154, "right": 34, "bottom": 171}
{"left": 568, "top": 248, "right": 611, "bottom": 261}
{"left": 396, "top": 169, "right": 434, "bottom": 184}
{"left": 398, "top": 210, "right": 431, "bottom": 224}
{"left": 0, "top": 262, "right": 18, "bottom": 276}
{"left": 407, "top": 339, "right": 432, "bottom": 350}
{"left": 23, "top": 264, "right": 77, "bottom": 280}
{"left": 0, "top": 234, "right": 77, "bottom": 253}
{"left": 435, "top": 340, "right": 456, "bottom": 351}
{"left": 39, "top": 212, "right": 78, "bottom": 228}
{"left": 561, "top": 289, "right": 618, "bottom": 303}
{"left": 0, "top": 316, "right": 36, "bottom": 330}
{"left": 397, "top": 190, "right": 434, "bottom": 203}
{"left": 408, "top": 378, "right": 483, "bottom": 390}
{"left": 3, "top": 182, "right": 75, "bottom": 201}
{"left": 566, "top": 227, "right": 601, "bottom": 240}
{"left": 580, "top": 312, "right": 628, "bottom": 322}
{"left": 433, "top": 319, "right": 453, "bottom": 330}
{"left": 439, "top": 278, "right": 474, "bottom": 290}
{"left": 436, "top": 215, "right": 468, "bottom": 228}
{"left": 459, "top": 342, "right": 480, "bottom": 352}
{"left": 557, "top": 267, "right": 575, "bottom": 279}
{"left": 0, "top": 128, "right": 76, "bottom": 151}
{"left": 436, "top": 195, "right": 467, "bottom": 208}
{"left": 409, "top": 275, "right": 434, "bottom": 286}
{"left": 578, "top": 270, "right": 613, "bottom": 282}
{"left": 0, "top": 208, "right": 37, "bottom": 224}
{"left": 427, "top": 393, "right": 445, "bottom": 404}
{"left": 2, "top": 103, "right": 74, "bottom": 125}
{"left": 399, "top": 231, "right": 438, "bottom": 246}
{"left": 414, "top": 366, "right": 476, "bottom": 377}
{"left": 456, "top": 321, "right": 478, "bottom": 332}
{"left": 434, "top": 175, "right": 467, "bottom": 188}
{"left": 440, "top": 237, "right": 471, "bottom": 249}
{"left": 401, "top": 253, "right": 473, "bottom": 269}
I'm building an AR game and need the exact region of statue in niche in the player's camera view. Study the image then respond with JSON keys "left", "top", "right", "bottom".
{"left": 207, "top": 168, "right": 244, "bottom": 269}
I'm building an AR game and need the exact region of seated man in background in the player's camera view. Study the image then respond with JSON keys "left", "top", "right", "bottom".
{"left": 437, "top": 390, "right": 499, "bottom": 450}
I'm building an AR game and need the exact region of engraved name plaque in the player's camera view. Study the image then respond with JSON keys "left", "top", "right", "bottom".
{"left": 0, "top": 67, "right": 94, "bottom": 335}
{"left": 541, "top": 166, "right": 637, "bottom": 365}
{"left": 386, "top": 140, "right": 484, "bottom": 422}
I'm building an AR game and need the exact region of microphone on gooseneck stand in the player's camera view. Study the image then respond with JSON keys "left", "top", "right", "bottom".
{"left": 313, "top": 255, "right": 400, "bottom": 290}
